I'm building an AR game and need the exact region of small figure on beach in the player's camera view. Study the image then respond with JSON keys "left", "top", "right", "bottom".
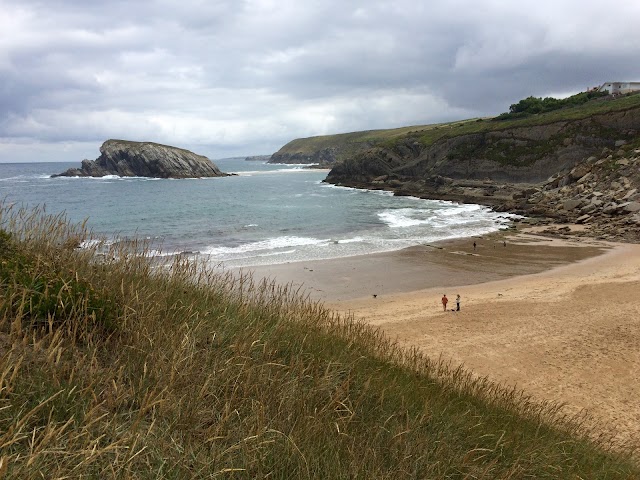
{"left": 441, "top": 294, "right": 448, "bottom": 311}
{"left": 473, "top": 241, "right": 476, "bottom": 251}
{"left": 456, "top": 294, "right": 461, "bottom": 311}
{"left": 503, "top": 240, "right": 506, "bottom": 247}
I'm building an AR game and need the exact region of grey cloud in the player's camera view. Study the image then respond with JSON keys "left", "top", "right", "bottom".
{"left": 1, "top": 0, "right": 639, "bottom": 162}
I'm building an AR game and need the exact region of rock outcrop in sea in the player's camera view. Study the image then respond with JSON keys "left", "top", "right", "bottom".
{"left": 53, "top": 139, "right": 228, "bottom": 179}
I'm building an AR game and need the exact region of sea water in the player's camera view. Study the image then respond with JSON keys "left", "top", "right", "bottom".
{"left": 0, "top": 158, "right": 515, "bottom": 267}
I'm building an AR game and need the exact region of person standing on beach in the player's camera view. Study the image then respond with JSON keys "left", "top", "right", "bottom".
{"left": 456, "top": 294, "right": 461, "bottom": 311}
{"left": 473, "top": 241, "right": 476, "bottom": 251}
{"left": 442, "top": 294, "right": 448, "bottom": 311}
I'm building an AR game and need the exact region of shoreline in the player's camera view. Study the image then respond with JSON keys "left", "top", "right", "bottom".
{"left": 231, "top": 227, "right": 640, "bottom": 450}
{"left": 233, "top": 226, "right": 609, "bottom": 302}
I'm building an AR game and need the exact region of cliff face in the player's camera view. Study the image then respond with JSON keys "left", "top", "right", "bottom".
{"left": 270, "top": 147, "right": 344, "bottom": 165}
{"left": 53, "top": 140, "right": 228, "bottom": 179}
{"left": 326, "top": 107, "right": 640, "bottom": 187}
{"left": 269, "top": 130, "right": 384, "bottom": 166}
{"left": 322, "top": 105, "right": 640, "bottom": 241}
{"left": 244, "top": 155, "right": 272, "bottom": 162}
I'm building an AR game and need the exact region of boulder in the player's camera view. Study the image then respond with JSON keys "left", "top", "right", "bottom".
{"left": 562, "top": 199, "right": 583, "bottom": 211}
{"left": 577, "top": 172, "right": 593, "bottom": 184}
{"left": 580, "top": 203, "right": 598, "bottom": 214}
{"left": 53, "top": 139, "right": 228, "bottom": 179}
{"left": 623, "top": 201, "right": 640, "bottom": 213}
{"left": 569, "top": 163, "right": 591, "bottom": 181}
{"left": 603, "top": 203, "right": 622, "bottom": 214}
{"left": 623, "top": 189, "right": 638, "bottom": 200}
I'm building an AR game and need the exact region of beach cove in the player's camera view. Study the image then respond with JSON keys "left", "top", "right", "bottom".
{"left": 242, "top": 228, "right": 640, "bottom": 450}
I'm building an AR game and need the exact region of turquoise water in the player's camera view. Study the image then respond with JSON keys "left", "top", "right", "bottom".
{"left": 0, "top": 158, "right": 515, "bottom": 267}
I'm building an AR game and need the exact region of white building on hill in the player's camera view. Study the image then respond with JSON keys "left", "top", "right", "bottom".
{"left": 598, "top": 81, "right": 640, "bottom": 95}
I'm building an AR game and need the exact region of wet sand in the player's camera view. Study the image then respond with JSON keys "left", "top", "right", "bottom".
{"left": 232, "top": 228, "right": 640, "bottom": 450}
{"left": 240, "top": 231, "right": 607, "bottom": 302}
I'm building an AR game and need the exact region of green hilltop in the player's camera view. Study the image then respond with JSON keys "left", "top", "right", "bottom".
{"left": 272, "top": 92, "right": 640, "bottom": 164}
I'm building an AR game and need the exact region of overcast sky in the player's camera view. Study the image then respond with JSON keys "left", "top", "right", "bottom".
{"left": 1, "top": 0, "right": 639, "bottom": 163}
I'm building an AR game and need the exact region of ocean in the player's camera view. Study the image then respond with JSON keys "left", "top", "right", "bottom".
{"left": 0, "top": 158, "right": 515, "bottom": 267}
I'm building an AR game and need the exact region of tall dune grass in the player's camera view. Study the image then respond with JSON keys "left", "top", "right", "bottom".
{"left": 0, "top": 203, "right": 638, "bottom": 478}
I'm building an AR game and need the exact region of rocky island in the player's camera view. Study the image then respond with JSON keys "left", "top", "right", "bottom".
{"left": 53, "top": 139, "right": 229, "bottom": 179}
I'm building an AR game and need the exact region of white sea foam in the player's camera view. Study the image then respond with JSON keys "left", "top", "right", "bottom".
{"left": 0, "top": 173, "right": 54, "bottom": 182}
{"left": 256, "top": 249, "right": 296, "bottom": 257}
{"left": 269, "top": 162, "right": 319, "bottom": 167}
{"left": 378, "top": 208, "right": 434, "bottom": 228}
{"left": 79, "top": 239, "right": 106, "bottom": 249}
{"left": 320, "top": 183, "right": 396, "bottom": 197}
{"left": 275, "top": 166, "right": 308, "bottom": 172}
{"left": 377, "top": 202, "right": 515, "bottom": 231}
{"left": 144, "top": 249, "right": 175, "bottom": 258}
{"left": 57, "top": 174, "right": 163, "bottom": 181}
{"left": 371, "top": 189, "right": 395, "bottom": 197}
{"left": 232, "top": 168, "right": 315, "bottom": 176}
{"left": 202, "top": 236, "right": 330, "bottom": 258}
{"left": 336, "top": 236, "right": 365, "bottom": 244}
{"left": 0, "top": 177, "right": 28, "bottom": 182}
{"left": 319, "top": 183, "right": 358, "bottom": 191}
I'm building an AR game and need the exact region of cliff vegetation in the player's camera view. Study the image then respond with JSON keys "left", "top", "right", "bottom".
{"left": 322, "top": 93, "right": 640, "bottom": 241}
{"left": 272, "top": 92, "right": 640, "bottom": 169}
{"left": 494, "top": 90, "right": 609, "bottom": 120}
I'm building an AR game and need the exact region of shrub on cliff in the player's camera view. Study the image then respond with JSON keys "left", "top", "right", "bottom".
{"left": 495, "top": 90, "right": 609, "bottom": 120}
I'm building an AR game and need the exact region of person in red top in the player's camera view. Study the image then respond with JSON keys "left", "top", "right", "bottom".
{"left": 441, "top": 294, "right": 448, "bottom": 311}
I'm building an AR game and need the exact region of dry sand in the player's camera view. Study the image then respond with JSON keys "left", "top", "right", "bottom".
{"left": 238, "top": 229, "right": 640, "bottom": 449}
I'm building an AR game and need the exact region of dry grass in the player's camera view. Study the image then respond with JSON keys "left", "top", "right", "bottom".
{"left": 0, "top": 203, "right": 638, "bottom": 478}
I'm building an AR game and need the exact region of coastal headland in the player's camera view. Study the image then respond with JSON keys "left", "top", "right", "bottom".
{"left": 274, "top": 93, "right": 640, "bottom": 241}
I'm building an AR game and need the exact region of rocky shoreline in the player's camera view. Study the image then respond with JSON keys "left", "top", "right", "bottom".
{"left": 325, "top": 146, "right": 640, "bottom": 243}
{"left": 514, "top": 147, "right": 640, "bottom": 242}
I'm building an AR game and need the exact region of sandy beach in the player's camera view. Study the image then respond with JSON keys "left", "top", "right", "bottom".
{"left": 239, "top": 228, "right": 640, "bottom": 450}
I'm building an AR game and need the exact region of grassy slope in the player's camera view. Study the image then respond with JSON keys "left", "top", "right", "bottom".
{"left": 275, "top": 94, "right": 640, "bottom": 158}
{"left": 1, "top": 205, "right": 638, "bottom": 478}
